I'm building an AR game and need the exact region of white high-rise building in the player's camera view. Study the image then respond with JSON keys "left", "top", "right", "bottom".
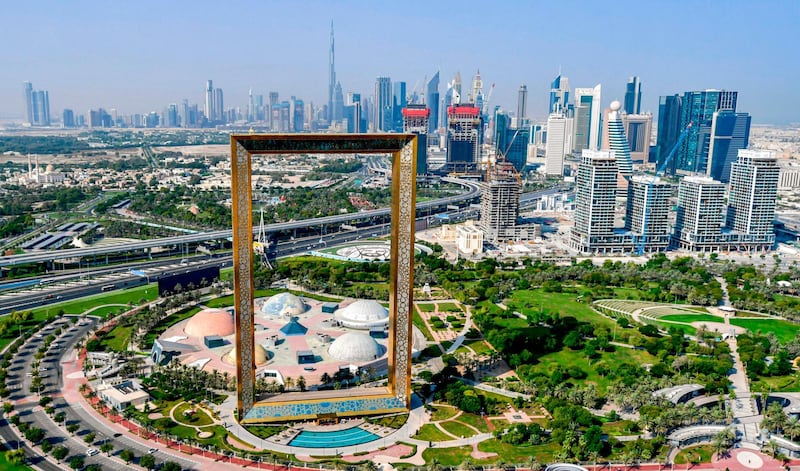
{"left": 205, "top": 80, "right": 214, "bottom": 121}
{"left": 602, "top": 100, "right": 633, "bottom": 176}
{"left": 726, "top": 149, "right": 779, "bottom": 251}
{"left": 625, "top": 175, "right": 672, "bottom": 252}
{"left": 544, "top": 112, "right": 571, "bottom": 176}
{"left": 570, "top": 149, "right": 618, "bottom": 253}
{"left": 673, "top": 175, "right": 726, "bottom": 252}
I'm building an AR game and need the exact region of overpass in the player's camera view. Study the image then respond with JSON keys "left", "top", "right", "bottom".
{"left": 0, "top": 178, "right": 481, "bottom": 268}
{"left": 0, "top": 180, "right": 570, "bottom": 269}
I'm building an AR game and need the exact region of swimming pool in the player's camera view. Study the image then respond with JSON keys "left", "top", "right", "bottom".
{"left": 289, "top": 426, "right": 380, "bottom": 448}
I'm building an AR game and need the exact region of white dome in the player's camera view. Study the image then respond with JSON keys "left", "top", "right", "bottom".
{"left": 334, "top": 300, "right": 389, "bottom": 330}
{"left": 328, "top": 332, "right": 386, "bottom": 362}
{"left": 261, "top": 292, "right": 307, "bottom": 317}
{"left": 610, "top": 100, "right": 622, "bottom": 111}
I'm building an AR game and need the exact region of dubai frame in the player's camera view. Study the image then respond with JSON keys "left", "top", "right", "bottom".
{"left": 230, "top": 134, "right": 417, "bottom": 423}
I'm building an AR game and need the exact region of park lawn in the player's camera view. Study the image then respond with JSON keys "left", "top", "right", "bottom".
{"left": 673, "top": 444, "right": 714, "bottom": 465}
{"left": 476, "top": 439, "right": 561, "bottom": 464}
{"left": 85, "top": 305, "right": 129, "bottom": 318}
{"left": 367, "top": 413, "right": 408, "bottom": 429}
{"left": 601, "top": 420, "right": 640, "bottom": 436}
{"left": 730, "top": 318, "right": 800, "bottom": 343}
{"left": 429, "top": 405, "right": 459, "bottom": 422}
{"left": 416, "top": 303, "right": 437, "bottom": 312}
{"left": 439, "top": 420, "right": 478, "bottom": 438}
{"left": 752, "top": 375, "right": 800, "bottom": 392}
{"left": 421, "top": 446, "right": 472, "bottom": 466}
{"left": 173, "top": 402, "right": 214, "bottom": 427}
{"left": 412, "top": 312, "right": 434, "bottom": 341}
{"left": 455, "top": 339, "right": 493, "bottom": 356}
{"left": 245, "top": 425, "right": 285, "bottom": 439}
{"left": 526, "top": 346, "right": 658, "bottom": 393}
{"left": 454, "top": 412, "right": 491, "bottom": 433}
{"left": 650, "top": 320, "right": 696, "bottom": 335}
{"left": 0, "top": 449, "right": 33, "bottom": 471}
{"left": 506, "top": 289, "right": 616, "bottom": 329}
{"left": 659, "top": 313, "right": 724, "bottom": 324}
{"left": 33, "top": 284, "right": 158, "bottom": 316}
{"left": 437, "top": 302, "right": 462, "bottom": 312}
{"left": 414, "top": 424, "right": 453, "bottom": 442}
{"left": 98, "top": 324, "right": 133, "bottom": 352}
{"left": 490, "top": 418, "right": 510, "bottom": 430}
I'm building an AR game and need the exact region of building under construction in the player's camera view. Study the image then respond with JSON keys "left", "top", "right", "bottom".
{"left": 402, "top": 105, "right": 429, "bottom": 175}
{"left": 480, "top": 161, "right": 521, "bottom": 243}
{"left": 446, "top": 104, "right": 483, "bottom": 170}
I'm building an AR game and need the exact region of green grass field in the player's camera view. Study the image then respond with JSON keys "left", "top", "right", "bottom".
{"left": 420, "top": 446, "right": 473, "bottom": 466}
{"left": 439, "top": 420, "right": 478, "bottom": 438}
{"left": 477, "top": 439, "right": 561, "bottom": 464}
{"left": 752, "top": 375, "right": 800, "bottom": 392}
{"left": 414, "top": 424, "right": 453, "bottom": 442}
{"left": 34, "top": 285, "right": 157, "bottom": 316}
{"left": 673, "top": 445, "right": 713, "bottom": 464}
{"left": 453, "top": 412, "right": 491, "bottom": 433}
{"left": 416, "top": 303, "right": 437, "bottom": 312}
{"left": 658, "top": 313, "right": 724, "bottom": 324}
{"left": 437, "top": 302, "right": 462, "bottom": 312}
{"left": 98, "top": 324, "right": 133, "bottom": 352}
{"left": 413, "top": 312, "right": 435, "bottom": 341}
{"left": 507, "top": 289, "right": 617, "bottom": 329}
{"left": 524, "top": 345, "right": 658, "bottom": 392}
{"left": 429, "top": 405, "right": 459, "bottom": 422}
{"left": 730, "top": 317, "right": 800, "bottom": 343}
{"left": 0, "top": 449, "right": 33, "bottom": 471}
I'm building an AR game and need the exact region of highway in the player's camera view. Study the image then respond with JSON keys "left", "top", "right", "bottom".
{"left": 0, "top": 181, "right": 568, "bottom": 274}
{"left": 0, "top": 177, "right": 481, "bottom": 268}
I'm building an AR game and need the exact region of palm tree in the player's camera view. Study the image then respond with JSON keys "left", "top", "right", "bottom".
{"left": 763, "top": 439, "right": 779, "bottom": 458}
{"left": 527, "top": 456, "right": 541, "bottom": 471}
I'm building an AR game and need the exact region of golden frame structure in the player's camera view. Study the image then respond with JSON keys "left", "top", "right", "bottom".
{"left": 230, "top": 134, "right": 417, "bottom": 422}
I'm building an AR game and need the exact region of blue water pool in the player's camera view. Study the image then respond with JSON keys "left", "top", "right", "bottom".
{"left": 289, "top": 427, "right": 380, "bottom": 448}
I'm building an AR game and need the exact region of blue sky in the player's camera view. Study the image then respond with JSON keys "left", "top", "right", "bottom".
{"left": 2, "top": 0, "right": 798, "bottom": 124}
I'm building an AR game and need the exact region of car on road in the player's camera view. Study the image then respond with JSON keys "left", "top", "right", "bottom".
{"left": 148, "top": 448, "right": 158, "bottom": 454}
{"left": 86, "top": 448, "right": 99, "bottom": 456}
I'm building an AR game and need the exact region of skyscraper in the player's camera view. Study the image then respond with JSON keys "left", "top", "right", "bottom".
{"left": 657, "top": 89, "right": 740, "bottom": 174}
{"left": 328, "top": 21, "right": 336, "bottom": 123}
{"left": 425, "top": 72, "right": 440, "bottom": 133}
{"left": 205, "top": 80, "right": 214, "bottom": 122}
{"left": 517, "top": 84, "right": 528, "bottom": 127}
{"left": 494, "top": 110, "right": 529, "bottom": 172}
{"left": 573, "top": 85, "right": 602, "bottom": 153}
{"left": 549, "top": 74, "right": 570, "bottom": 114}
{"left": 333, "top": 82, "right": 345, "bottom": 123}
{"left": 268, "top": 92, "right": 279, "bottom": 129}
{"left": 707, "top": 110, "right": 751, "bottom": 182}
{"left": 446, "top": 104, "right": 482, "bottom": 165}
{"left": 624, "top": 76, "right": 642, "bottom": 115}
{"left": 373, "top": 77, "right": 392, "bottom": 132}
{"left": 392, "top": 81, "right": 407, "bottom": 132}
{"left": 23, "top": 82, "right": 50, "bottom": 127}
{"left": 23, "top": 82, "right": 34, "bottom": 125}
{"left": 622, "top": 113, "right": 653, "bottom": 164}
{"left": 726, "top": 150, "right": 779, "bottom": 251}
{"left": 402, "top": 104, "right": 429, "bottom": 174}
{"left": 625, "top": 176, "right": 672, "bottom": 252}
{"left": 602, "top": 101, "right": 633, "bottom": 176}
{"left": 570, "top": 150, "right": 618, "bottom": 253}
{"left": 214, "top": 88, "right": 224, "bottom": 123}
{"left": 544, "top": 112, "right": 570, "bottom": 176}
{"left": 673, "top": 175, "right": 726, "bottom": 251}
{"left": 62, "top": 109, "right": 75, "bottom": 128}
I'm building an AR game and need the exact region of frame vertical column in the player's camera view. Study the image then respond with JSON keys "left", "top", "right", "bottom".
{"left": 232, "top": 141, "right": 256, "bottom": 419}
{"left": 388, "top": 137, "right": 417, "bottom": 407}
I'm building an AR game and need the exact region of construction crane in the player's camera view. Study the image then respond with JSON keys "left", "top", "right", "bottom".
{"left": 635, "top": 122, "right": 693, "bottom": 255}
{"left": 485, "top": 127, "right": 522, "bottom": 185}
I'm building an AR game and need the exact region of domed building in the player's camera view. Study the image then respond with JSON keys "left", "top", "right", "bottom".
{"left": 261, "top": 292, "right": 307, "bottom": 317}
{"left": 334, "top": 300, "right": 389, "bottom": 330}
{"left": 222, "top": 344, "right": 269, "bottom": 366}
{"left": 328, "top": 332, "right": 386, "bottom": 362}
{"left": 184, "top": 309, "right": 235, "bottom": 338}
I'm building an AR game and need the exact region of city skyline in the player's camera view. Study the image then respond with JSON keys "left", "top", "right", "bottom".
{"left": 1, "top": 0, "right": 799, "bottom": 124}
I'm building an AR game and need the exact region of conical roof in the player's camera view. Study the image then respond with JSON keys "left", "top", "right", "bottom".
{"left": 280, "top": 318, "right": 308, "bottom": 336}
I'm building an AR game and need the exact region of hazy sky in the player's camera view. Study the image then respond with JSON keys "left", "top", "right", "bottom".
{"left": 2, "top": 0, "right": 799, "bottom": 124}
